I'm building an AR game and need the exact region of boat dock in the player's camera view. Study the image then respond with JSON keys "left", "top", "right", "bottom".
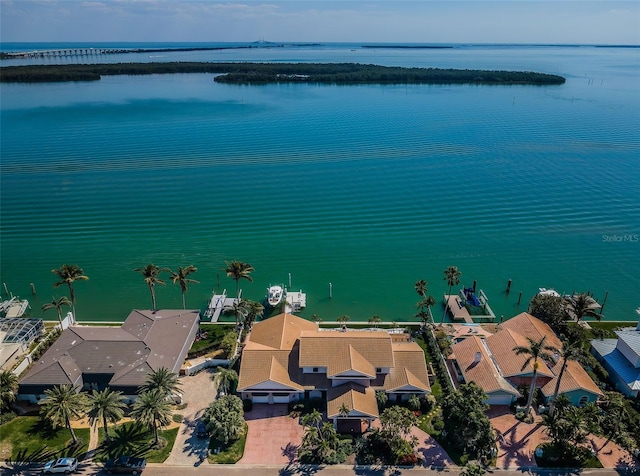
{"left": 203, "top": 289, "right": 241, "bottom": 322}
{"left": 285, "top": 290, "right": 306, "bottom": 314}
{"left": 444, "top": 289, "right": 495, "bottom": 324}
{"left": 0, "top": 297, "right": 30, "bottom": 318}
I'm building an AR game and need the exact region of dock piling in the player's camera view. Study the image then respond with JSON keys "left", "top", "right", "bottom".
{"left": 473, "top": 280, "right": 477, "bottom": 292}
{"left": 2, "top": 283, "right": 7, "bottom": 296}
{"left": 289, "top": 273, "right": 292, "bottom": 288}
{"left": 517, "top": 292, "right": 522, "bottom": 306}
{"left": 506, "top": 279, "right": 512, "bottom": 293}
{"left": 329, "top": 282, "right": 332, "bottom": 299}
{"left": 30, "top": 283, "right": 36, "bottom": 295}
{"left": 601, "top": 291, "right": 608, "bottom": 313}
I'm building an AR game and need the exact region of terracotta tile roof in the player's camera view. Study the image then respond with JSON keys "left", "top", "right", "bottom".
{"left": 542, "top": 359, "right": 603, "bottom": 397}
{"left": 500, "top": 312, "right": 563, "bottom": 350}
{"left": 249, "top": 313, "right": 318, "bottom": 350}
{"left": 328, "top": 345, "right": 376, "bottom": 378}
{"left": 451, "top": 336, "right": 519, "bottom": 396}
{"left": 299, "top": 331, "right": 394, "bottom": 369}
{"left": 486, "top": 328, "right": 555, "bottom": 379}
{"left": 237, "top": 349, "right": 303, "bottom": 391}
{"left": 383, "top": 342, "right": 431, "bottom": 392}
{"left": 327, "top": 382, "right": 379, "bottom": 419}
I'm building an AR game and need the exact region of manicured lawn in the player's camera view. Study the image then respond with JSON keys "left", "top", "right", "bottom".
{"left": 0, "top": 416, "right": 89, "bottom": 462}
{"left": 208, "top": 423, "right": 247, "bottom": 464}
{"left": 589, "top": 321, "right": 634, "bottom": 334}
{"left": 187, "top": 324, "right": 234, "bottom": 358}
{"left": 94, "top": 422, "right": 179, "bottom": 463}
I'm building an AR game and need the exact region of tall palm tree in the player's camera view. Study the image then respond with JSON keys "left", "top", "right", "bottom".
{"left": 442, "top": 266, "right": 461, "bottom": 323}
{"left": 243, "top": 300, "right": 264, "bottom": 330}
{"left": 513, "top": 335, "right": 555, "bottom": 416}
{"left": 87, "top": 388, "right": 127, "bottom": 443}
{"left": 131, "top": 388, "right": 172, "bottom": 446}
{"left": 0, "top": 370, "right": 18, "bottom": 411}
{"left": 135, "top": 264, "right": 167, "bottom": 311}
{"left": 414, "top": 279, "right": 427, "bottom": 298}
{"left": 563, "top": 293, "right": 602, "bottom": 322}
{"left": 548, "top": 339, "right": 585, "bottom": 416}
{"left": 139, "top": 367, "right": 181, "bottom": 397}
{"left": 214, "top": 366, "right": 239, "bottom": 395}
{"left": 168, "top": 265, "right": 199, "bottom": 309}
{"left": 42, "top": 296, "right": 72, "bottom": 328}
{"left": 368, "top": 315, "right": 382, "bottom": 328}
{"left": 416, "top": 295, "right": 436, "bottom": 327}
{"left": 229, "top": 300, "right": 249, "bottom": 328}
{"left": 224, "top": 260, "right": 254, "bottom": 298}
{"left": 52, "top": 264, "right": 88, "bottom": 319}
{"left": 40, "top": 384, "right": 87, "bottom": 444}
{"left": 600, "top": 391, "right": 629, "bottom": 450}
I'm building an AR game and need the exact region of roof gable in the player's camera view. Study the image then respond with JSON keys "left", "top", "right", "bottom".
{"left": 299, "top": 331, "right": 394, "bottom": 368}
{"left": 328, "top": 345, "right": 376, "bottom": 378}
{"left": 541, "top": 359, "right": 603, "bottom": 397}
{"left": 383, "top": 343, "right": 431, "bottom": 392}
{"left": 501, "top": 312, "right": 562, "bottom": 350}
{"left": 486, "top": 328, "right": 554, "bottom": 378}
{"left": 248, "top": 313, "right": 318, "bottom": 350}
{"left": 327, "top": 382, "right": 379, "bottom": 419}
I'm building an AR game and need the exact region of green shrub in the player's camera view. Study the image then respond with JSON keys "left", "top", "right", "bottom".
{"left": 242, "top": 399, "right": 253, "bottom": 412}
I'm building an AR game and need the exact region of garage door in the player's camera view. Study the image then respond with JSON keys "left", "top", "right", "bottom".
{"left": 273, "top": 393, "right": 290, "bottom": 404}
{"left": 252, "top": 393, "right": 269, "bottom": 404}
{"left": 487, "top": 394, "right": 513, "bottom": 405}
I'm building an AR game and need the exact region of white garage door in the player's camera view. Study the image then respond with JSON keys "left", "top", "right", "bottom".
{"left": 273, "top": 393, "right": 290, "bottom": 403}
{"left": 487, "top": 394, "right": 513, "bottom": 406}
{"left": 252, "top": 393, "right": 269, "bottom": 403}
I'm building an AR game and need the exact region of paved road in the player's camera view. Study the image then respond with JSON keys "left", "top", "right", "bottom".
{"left": 2, "top": 462, "right": 638, "bottom": 476}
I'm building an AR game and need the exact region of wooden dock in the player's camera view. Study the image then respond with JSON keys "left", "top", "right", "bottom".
{"left": 444, "top": 289, "right": 496, "bottom": 324}
{"left": 285, "top": 290, "right": 306, "bottom": 314}
{"left": 0, "top": 297, "right": 30, "bottom": 318}
{"left": 203, "top": 289, "right": 241, "bottom": 322}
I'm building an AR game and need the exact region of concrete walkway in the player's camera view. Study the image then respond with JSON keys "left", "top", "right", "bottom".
{"left": 164, "top": 368, "right": 219, "bottom": 466}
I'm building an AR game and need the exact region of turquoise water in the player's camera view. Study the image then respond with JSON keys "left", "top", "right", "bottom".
{"left": 1, "top": 44, "right": 639, "bottom": 323}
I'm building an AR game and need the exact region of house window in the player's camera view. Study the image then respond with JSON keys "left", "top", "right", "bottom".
{"left": 376, "top": 368, "right": 382, "bottom": 373}
{"left": 313, "top": 367, "right": 318, "bottom": 373}
{"left": 578, "top": 395, "right": 589, "bottom": 406}
{"left": 253, "top": 392, "right": 269, "bottom": 397}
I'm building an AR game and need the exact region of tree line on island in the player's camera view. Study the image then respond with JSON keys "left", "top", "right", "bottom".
{"left": 0, "top": 62, "right": 566, "bottom": 85}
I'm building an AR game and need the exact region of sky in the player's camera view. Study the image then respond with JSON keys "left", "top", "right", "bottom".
{"left": 1, "top": 1, "right": 639, "bottom": 45}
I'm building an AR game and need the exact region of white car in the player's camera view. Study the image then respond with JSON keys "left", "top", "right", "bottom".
{"left": 42, "top": 457, "right": 78, "bottom": 474}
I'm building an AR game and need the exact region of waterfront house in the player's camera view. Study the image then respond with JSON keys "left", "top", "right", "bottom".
{"left": 450, "top": 312, "right": 602, "bottom": 406}
{"left": 237, "top": 313, "right": 430, "bottom": 431}
{"left": 18, "top": 309, "right": 199, "bottom": 403}
{"left": 590, "top": 319, "right": 640, "bottom": 399}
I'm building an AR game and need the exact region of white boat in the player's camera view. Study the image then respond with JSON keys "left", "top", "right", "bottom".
{"left": 267, "top": 285, "right": 284, "bottom": 307}
{"left": 538, "top": 288, "right": 560, "bottom": 297}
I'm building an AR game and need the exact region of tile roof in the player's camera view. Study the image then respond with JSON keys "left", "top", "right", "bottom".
{"left": 327, "top": 345, "right": 376, "bottom": 378}
{"left": 486, "top": 328, "right": 555, "bottom": 379}
{"left": 500, "top": 312, "right": 563, "bottom": 350}
{"left": 327, "top": 382, "right": 379, "bottom": 419}
{"left": 237, "top": 349, "right": 303, "bottom": 391}
{"left": 249, "top": 313, "right": 318, "bottom": 350}
{"left": 19, "top": 309, "right": 199, "bottom": 391}
{"left": 542, "top": 359, "right": 603, "bottom": 397}
{"left": 383, "top": 342, "right": 431, "bottom": 392}
{"left": 451, "top": 336, "right": 519, "bottom": 396}
{"left": 299, "top": 331, "right": 395, "bottom": 369}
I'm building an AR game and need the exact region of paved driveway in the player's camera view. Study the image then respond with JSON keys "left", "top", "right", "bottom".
{"left": 164, "top": 368, "right": 218, "bottom": 466}
{"left": 489, "top": 406, "right": 549, "bottom": 469}
{"left": 238, "top": 404, "right": 304, "bottom": 465}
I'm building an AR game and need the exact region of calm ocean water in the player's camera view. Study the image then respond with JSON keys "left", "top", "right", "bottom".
{"left": 1, "top": 43, "right": 639, "bottom": 323}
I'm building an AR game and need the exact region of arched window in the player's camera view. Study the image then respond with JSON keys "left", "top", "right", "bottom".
{"left": 578, "top": 395, "right": 589, "bottom": 406}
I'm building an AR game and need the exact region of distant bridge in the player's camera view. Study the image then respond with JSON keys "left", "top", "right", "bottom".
{"left": 3, "top": 48, "right": 135, "bottom": 58}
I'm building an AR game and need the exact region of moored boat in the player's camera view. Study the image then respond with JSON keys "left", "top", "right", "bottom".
{"left": 267, "top": 285, "right": 284, "bottom": 307}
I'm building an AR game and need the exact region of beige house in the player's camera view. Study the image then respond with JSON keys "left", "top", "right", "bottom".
{"left": 450, "top": 312, "right": 602, "bottom": 406}
{"left": 238, "top": 313, "right": 430, "bottom": 430}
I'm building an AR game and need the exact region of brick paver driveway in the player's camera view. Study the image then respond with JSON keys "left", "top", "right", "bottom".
{"left": 489, "top": 406, "right": 549, "bottom": 469}
{"left": 238, "top": 404, "right": 304, "bottom": 465}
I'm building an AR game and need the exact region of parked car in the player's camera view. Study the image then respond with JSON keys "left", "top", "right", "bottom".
{"left": 196, "top": 420, "right": 209, "bottom": 439}
{"left": 104, "top": 455, "right": 147, "bottom": 474}
{"left": 42, "top": 457, "right": 78, "bottom": 474}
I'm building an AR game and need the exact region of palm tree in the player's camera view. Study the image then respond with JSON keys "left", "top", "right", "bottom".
{"left": 139, "top": 367, "right": 181, "bottom": 397}
{"left": 368, "top": 315, "right": 382, "bottom": 328}
{"left": 135, "top": 264, "right": 167, "bottom": 311}
{"left": 563, "top": 293, "right": 602, "bottom": 322}
{"left": 548, "top": 339, "right": 585, "bottom": 416}
{"left": 442, "top": 266, "right": 461, "bottom": 323}
{"left": 168, "top": 265, "right": 199, "bottom": 309}
{"left": 414, "top": 279, "right": 427, "bottom": 298}
{"left": 513, "top": 335, "right": 555, "bottom": 416}
{"left": 416, "top": 295, "right": 436, "bottom": 327}
{"left": 40, "top": 384, "right": 87, "bottom": 444}
{"left": 131, "top": 388, "right": 172, "bottom": 446}
{"left": 337, "top": 315, "right": 350, "bottom": 327}
{"left": 243, "top": 300, "right": 264, "bottom": 330}
{"left": 51, "top": 264, "right": 88, "bottom": 319}
{"left": 224, "top": 260, "right": 254, "bottom": 298}
{"left": 229, "top": 300, "right": 249, "bottom": 328}
{"left": 42, "top": 296, "right": 72, "bottom": 328}
{"left": 87, "top": 388, "right": 127, "bottom": 443}
{"left": 0, "top": 370, "right": 18, "bottom": 411}
{"left": 214, "top": 366, "right": 238, "bottom": 395}
{"left": 600, "top": 391, "right": 629, "bottom": 450}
